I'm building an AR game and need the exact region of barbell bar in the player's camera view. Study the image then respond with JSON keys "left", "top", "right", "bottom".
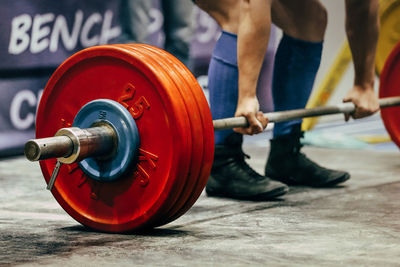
{"left": 26, "top": 96, "right": 400, "bottom": 162}
{"left": 213, "top": 96, "right": 400, "bottom": 130}
{"left": 25, "top": 42, "right": 400, "bottom": 233}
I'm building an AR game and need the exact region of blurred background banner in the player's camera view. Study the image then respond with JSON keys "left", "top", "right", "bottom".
{"left": 0, "top": 0, "right": 222, "bottom": 157}
{"left": 0, "top": 0, "right": 121, "bottom": 70}
{"left": 0, "top": 74, "right": 48, "bottom": 156}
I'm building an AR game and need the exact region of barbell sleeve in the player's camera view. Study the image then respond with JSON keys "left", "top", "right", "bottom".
{"left": 25, "top": 124, "right": 117, "bottom": 163}
{"left": 212, "top": 96, "right": 400, "bottom": 130}
{"left": 25, "top": 135, "right": 74, "bottom": 162}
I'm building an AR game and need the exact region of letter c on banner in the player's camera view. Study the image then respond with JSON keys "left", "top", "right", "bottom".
{"left": 10, "top": 90, "right": 37, "bottom": 130}
{"left": 81, "top": 13, "right": 102, "bottom": 47}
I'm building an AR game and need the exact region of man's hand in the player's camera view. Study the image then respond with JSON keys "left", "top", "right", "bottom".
{"left": 342, "top": 84, "right": 380, "bottom": 121}
{"left": 233, "top": 96, "right": 268, "bottom": 135}
{"left": 344, "top": 0, "right": 379, "bottom": 121}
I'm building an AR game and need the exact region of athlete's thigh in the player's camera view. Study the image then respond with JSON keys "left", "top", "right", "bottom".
{"left": 194, "top": 0, "right": 240, "bottom": 31}
{"left": 271, "top": 0, "right": 327, "bottom": 41}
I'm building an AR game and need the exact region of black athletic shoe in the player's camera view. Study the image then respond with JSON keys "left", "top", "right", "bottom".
{"left": 265, "top": 125, "right": 350, "bottom": 187}
{"left": 206, "top": 134, "right": 288, "bottom": 200}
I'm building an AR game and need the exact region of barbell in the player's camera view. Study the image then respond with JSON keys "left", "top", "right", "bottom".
{"left": 25, "top": 41, "right": 400, "bottom": 233}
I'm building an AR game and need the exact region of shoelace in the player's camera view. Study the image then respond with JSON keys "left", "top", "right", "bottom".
{"left": 234, "top": 152, "right": 265, "bottom": 180}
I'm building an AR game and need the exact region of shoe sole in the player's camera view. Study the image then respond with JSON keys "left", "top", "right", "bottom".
{"left": 315, "top": 172, "right": 351, "bottom": 187}
{"left": 268, "top": 172, "right": 351, "bottom": 188}
{"left": 206, "top": 186, "right": 289, "bottom": 201}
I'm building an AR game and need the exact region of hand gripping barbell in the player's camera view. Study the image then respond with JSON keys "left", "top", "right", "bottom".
{"left": 25, "top": 42, "right": 400, "bottom": 233}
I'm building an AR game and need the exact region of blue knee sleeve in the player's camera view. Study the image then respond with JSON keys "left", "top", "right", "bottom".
{"left": 209, "top": 31, "right": 239, "bottom": 145}
{"left": 272, "top": 34, "right": 323, "bottom": 137}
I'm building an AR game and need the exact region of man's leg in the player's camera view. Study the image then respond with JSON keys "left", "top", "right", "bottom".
{"left": 265, "top": 0, "right": 350, "bottom": 187}
{"left": 119, "top": 0, "right": 152, "bottom": 43}
{"left": 208, "top": 31, "right": 239, "bottom": 145}
{"left": 272, "top": 34, "right": 323, "bottom": 136}
{"left": 162, "top": 0, "right": 195, "bottom": 68}
{"left": 196, "top": 0, "right": 288, "bottom": 200}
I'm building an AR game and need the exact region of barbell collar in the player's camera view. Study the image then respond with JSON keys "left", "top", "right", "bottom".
{"left": 213, "top": 96, "right": 400, "bottom": 130}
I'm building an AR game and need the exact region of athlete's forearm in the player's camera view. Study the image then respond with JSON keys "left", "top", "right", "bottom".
{"left": 237, "top": 0, "right": 272, "bottom": 101}
{"left": 345, "top": 0, "right": 379, "bottom": 89}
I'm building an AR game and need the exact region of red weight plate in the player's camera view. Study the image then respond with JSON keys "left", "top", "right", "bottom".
{"left": 151, "top": 47, "right": 214, "bottom": 224}
{"left": 134, "top": 45, "right": 205, "bottom": 224}
{"left": 379, "top": 41, "right": 400, "bottom": 149}
{"left": 36, "top": 44, "right": 192, "bottom": 232}
{"left": 149, "top": 48, "right": 214, "bottom": 224}
{"left": 116, "top": 44, "right": 203, "bottom": 225}
{"left": 112, "top": 44, "right": 193, "bottom": 227}
{"left": 167, "top": 76, "right": 214, "bottom": 223}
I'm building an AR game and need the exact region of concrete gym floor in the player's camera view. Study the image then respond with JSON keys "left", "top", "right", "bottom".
{"left": 1, "top": 116, "right": 400, "bottom": 266}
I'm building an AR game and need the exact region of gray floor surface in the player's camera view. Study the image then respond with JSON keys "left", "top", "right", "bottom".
{"left": 1, "top": 140, "right": 400, "bottom": 266}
